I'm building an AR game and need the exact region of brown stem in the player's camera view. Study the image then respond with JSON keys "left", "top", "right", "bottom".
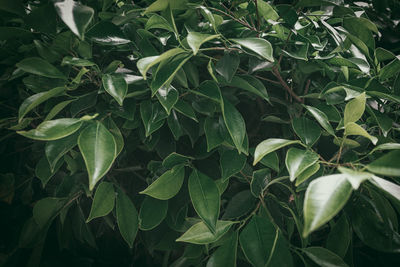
{"left": 272, "top": 67, "right": 303, "bottom": 103}
{"left": 208, "top": 6, "right": 257, "bottom": 32}
{"left": 304, "top": 79, "right": 311, "bottom": 95}
{"left": 237, "top": 68, "right": 281, "bottom": 85}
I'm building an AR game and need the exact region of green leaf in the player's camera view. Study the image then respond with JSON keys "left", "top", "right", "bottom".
{"left": 35, "top": 156, "right": 63, "bottom": 187}
{"left": 86, "top": 21, "right": 130, "bottom": 45}
{"left": 176, "top": 220, "right": 236, "bottom": 244}
{"left": 156, "top": 85, "right": 179, "bottom": 115}
{"left": 194, "top": 80, "right": 222, "bottom": 103}
{"left": 18, "top": 118, "right": 83, "bottom": 141}
{"left": 102, "top": 74, "right": 128, "bottom": 106}
{"left": 344, "top": 122, "right": 378, "bottom": 145}
{"left": 61, "top": 56, "right": 96, "bottom": 67}
{"left": 366, "top": 150, "right": 400, "bottom": 177}
{"left": 145, "top": 14, "right": 175, "bottom": 32}
{"left": 367, "top": 91, "right": 400, "bottom": 104}
{"left": 174, "top": 99, "right": 198, "bottom": 122}
{"left": 187, "top": 32, "right": 219, "bottom": 55}
{"left": 379, "top": 58, "right": 400, "bottom": 81}
{"left": 87, "top": 182, "right": 115, "bottom": 222}
{"left": 19, "top": 87, "right": 65, "bottom": 123}
{"left": 140, "top": 165, "right": 185, "bottom": 200}
{"left": 16, "top": 57, "right": 66, "bottom": 79}
{"left": 239, "top": 215, "right": 278, "bottom": 267}
{"left": 296, "top": 163, "right": 320, "bottom": 186}
{"left": 326, "top": 215, "right": 351, "bottom": 258}
{"left": 137, "top": 48, "right": 186, "bottom": 79}
{"left": 162, "top": 152, "right": 193, "bottom": 169}
{"left": 303, "top": 174, "right": 353, "bottom": 237}
{"left": 103, "top": 117, "right": 124, "bottom": 156}
{"left": 215, "top": 53, "right": 240, "bottom": 83}
{"left": 0, "top": 0, "right": 25, "bottom": 16}
{"left": 44, "top": 100, "right": 74, "bottom": 121}
{"left": 230, "top": 38, "right": 274, "bottom": 62}
{"left": 221, "top": 99, "right": 246, "bottom": 154}
{"left": 54, "top": 0, "right": 94, "bottom": 40}
{"left": 257, "top": 0, "right": 279, "bottom": 20}
{"left": 304, "top": 105, "right": 335, "bottom": 136}
{"left": 139, "top": 196, "right": 168, "bottom": 230}
{"left": 33, "top": 197, "right": 65, "bottom": 228}
{"left": 254, "top": 139, "right": 301, "bottom": 165}
{"left": 151, "top": 53, "right": 192, "bottom": 95}
{"left": 206, "top": 231, "right": 238, "bottom": 267}
{"left": 188, "top": 170, "right": 220, "bottom": 233}
{"left": 220, "top": 149, "right": 246, "bottom": 181}
{"left": 337, "top": 167, "right": 372, "bottom": 190}
{"left": 343, "top": 17, "right": 377, "bottom": 49}
{"left": 292, "top": 117, "right": 321, "bottom": 146}
{"left": 220, "top": 75, "right": 270, "bottom": 102}
{"left": 45, "top": 132, "right": 78, "bottom": 172}
{"left": 344, "top": 92, "right": 366, "bottom": 125}
{"left": 204, "top": 117, "right": 224, "bottom": 151}
{"left": 282, "top": 43, "right": 309, "bottom": 61}
{"left": 303, "top": 247, "right": 349, "bottom": 267}
{"left": 116, "top": 189, "right": 138, "bottom": 248}
{"left": 78, "top": 122, "right": 117, "bottom": 190}
{"left": 251, "top": 169, "right": 270, "bottom": 197}
{"left": 140, "top": 101, "right": 167, "bottom": 137}
{"left": 285, "top": 148, "right": 319, "bottom": 182}
{"left": 222, "top": 190, "right": 255, "bottom": 220}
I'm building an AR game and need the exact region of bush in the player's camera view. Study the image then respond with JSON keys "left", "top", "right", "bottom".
{"left": 1, "top": 0, "right": 400, "bottom": 266}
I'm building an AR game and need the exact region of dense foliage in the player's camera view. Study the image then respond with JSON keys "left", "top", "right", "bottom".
{"left": 1, "top": 0, "right": 400, "bottom": 266}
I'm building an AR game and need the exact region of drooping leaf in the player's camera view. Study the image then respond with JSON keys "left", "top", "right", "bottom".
{"left": 344, "top": 122, "right": 378, "bottom": 145}
{"left": 102, "top": 74, "right": 128, "bottom": 106}
{"left": 187, "top": 32, "right": 219, "bottom": 55}
{"left": 87, "top": 182, "right": 115, "bottom": 222}
{"left": 304, "top": 105, "right": 335, "bottom": 136}
{"left": 230, "top": 38, "right": 274, "bottom": 62}
{"left": 176, "top": 220, "right": 236, "bottom": 244}
{"left": 221, "top": 99, "right": 246, "bottom": 154}
{"left": 54, "top": 0, "right": 94, "bottom": 40}
{"left": 78, "top": 122, "right": 117, "bottom": 190}
{"left": 188, "top": 170, "right": 220, "bottom": 233}
{"left": 303, "top": 174, "right": 353, "bottom": 237}
{"left": 16, "top": 57, "right": 66, "bottom": 79}
{"left": 116, "top": 189, "right": 138, "bottom": 248}
{"left": 285, "top": 148, "right": 319, "bottom": 182}
{"left": 140, "top": 165, "right": 185, "bottom": 200}
{"left": 254, "top": 139, "right": 301, "bottom": 165}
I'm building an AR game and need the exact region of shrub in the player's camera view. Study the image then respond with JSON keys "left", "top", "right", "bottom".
{"left": 1, "top": 0, "right": 400, "bottom": 266}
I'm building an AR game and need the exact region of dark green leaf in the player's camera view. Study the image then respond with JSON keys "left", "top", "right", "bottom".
{"left": 116, "top": 189, "right": 138, "bottom": 248}
{"left": 220, "top": 149, "right": 246, "bottom": 181}
{"left": 292, "top": 117, "right": 321, "bottom": 146}
{"left": 176, "top": 221, "right": 236, "bottom": 244}
{"left": 221, "top": 99, "right": 246, "bottom": 154}
{"left": 303, "top": 247, "right": 349, "bottom": 267}
{"left": 139, "top": 196, "right": 168, "bottom": 230}
{"left": 102, "top": 74, "right": 128, "bottom": 106}
{"left": 215, "top": 53, "right": 240, "bottom": 83}
{"left": 86, "top": 21, "right": 130, "bottom": 45}
{"left": 17, "top": 57, "right": 66, "bottom": 79}
{"left": 87, "top": 182, "right": 115, "bottom": 222}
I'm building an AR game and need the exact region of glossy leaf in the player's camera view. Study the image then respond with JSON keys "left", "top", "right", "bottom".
{"left": 45, "top": 132, "right": 78, "bottom": 172}
{"left": 292, "top": 117, "right": 321, "bottom": 146}
{"left": 343, "top": 93, "right": 366, "bottom": 125}
{"left": 16, "top": 57, "right": 66, "bottom": 79}
{"left": 221, "top": 99, "right": 246, "bottom": 154}
{"left": 102, "top": 74, "right": 127, "bottom": 106}
{"left": 254, "top": 139, "right": 301, "bottom": 165}
{"left": 303, "top": 174, "right": 353, "bottom": 237}
{"left": 221, "top": 75, "right": 269, "bottom": 102}
{"left": 176, "top": 220, "right": 236, "bottom": 244}
{"left": 304, "top": 105, "right": 335, "bottom": 136}
{"left": 116, "top": 189, "right": 138, "bottom": 248}
{"left": 54, "top": 0, "right": 94, "bottom": 40}
{"left": 87, "top": 182, "right": 115, "bottom": 222}
{"left": 220, "top": 149, "right": 246, "bottom": 181}
{"left": 18, "top": 118, "right": 83, "bottom": 141}
{"left": 78, "top": 122, "right": 117, "bottom": 190}
{"left": 206, "top": 231, "right": 238, "bottom": 267}
{"left": 303, "top": 247, "right": 349, "bottom": 267}
{"left": 156, "top": 85, "right": 179, "bottom": 114}
{"left": 189, "top": 170, "right": 220, "bottom": 233}
{"left": 86, "top": 21, "right": 130, "bottom": 45}
{"left": 194, "top": 80, "right": 222, "bottom": 103}
{"left": 251, "top": 169, "right": 270, "bottom": 197}
{"left": 285, "top": 148, "right": 319, "bottom": 182}
{"left": 19, "top": 87, "right": 65, "bottom": 123}
{"left": 35, "top": 156, "right": 63, "bottom": 187}
{"left": 140, "top": 165, "right": 185, "bottom": 200}
{"left": 140, "top": 101, "right": 167, "bottom": 137}
{"left": 296, "top": 163, "right": 320, "bottom": 186}
{"left": 344, "top": 122, "right": 378, "bottom": 145}
{"left": 367, "top": 151, "right": 400, "bottom": 177}
{"left": 215, "top": 53, "right": 240, "bottom": 83}
{"left": 139, "top": 196, "right": 168, "bottom": 230}
{"left": 230, "top": 38, "right": 274, "bottom": 62}
{"left": 162, "top": 152, "right": 193, "bottom": 169}
{"left": 187, "top": 32, "right": 219, "bottom": 55}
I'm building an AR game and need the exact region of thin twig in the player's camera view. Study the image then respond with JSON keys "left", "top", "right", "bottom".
{"left": 237, "top": 68, "right": 281, "bottom": 85}
{"left": 207, "top": 6, "right": 257, "bottom": 31}
{"left": 254, "top": 0, "right": 261, "bottom": 33}
{"left": 272, "top": 67, "right": 303, "bottom": 103}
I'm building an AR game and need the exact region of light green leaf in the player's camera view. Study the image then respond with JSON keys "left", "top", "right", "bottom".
{"left": 285, "top": 148, "right": 319, "bottom": 182}
{"left": 303, "top": 174, "right": 353, "bottom": 237}
{"left": 78, "top": 122, "right": 117, "bottom": 190}
{"left": 18, "top": 118, "right": 83, "bottom": 141}
{"left": 206, "top": 231, "right": 238, "bottom": 267}
{"left": 304, "top": 105, "right": 335, "bottom": 136}
{"left": 139, "top": 196, "right": 168, "bottom": 230}
{"left": 344, "top": 92, "right": 366, "bottom": 125}
{"left": 344, "top": 122, "right": 378, "bottom": 145}
{"left": 220, "top": 149, "right": 246, "bottom": 181}
{"left": 189, "top": 170, "right": 220, "bottom": 233}
{"left": 370, "top": 143, "right": 400, "bottom": 154}
{"left": 54, "top": 0, "right": 94, "bottom": 40}
{"left": 151, "top": 53, "right": 192, "bottom": 95}
{"left": 366, "top": 150, "right": 400, "bottom": 177}
{"left": 137, "top": 48, "right": 186, "bottom": 79}
{"left": 176, "top": 220, "right": 236, "bottom": 244}
{"left": 338, "top": 167, "right": 373, "bottom": 190}
{"left": 19, "top": 87, "right": 65, "bottom": 123}
{"left": 140, "top": 165, "right": 185, "bottom": 200}
{"left": 87, "top": 181, "right": 115, "bottom": 222}
{"left": 292, "top": 117, "right": 321, "bottom": 146}
{"left": 187, "top": 32, "right": 219, "bottom": 55}
{"left": 16, "top": 57, "right": 66, "bottom": 79}
{"left": 296, "top": 163, "right": 320, "bottom": 186}
{"left": 221, "top": 99, "right": 246, "bottom": 154}
{"left": 45, "top": 132, "right": 78, "bottom": 172}
{"left": 230, "top": 38, "right": 274, "bottom": 62}
{"left": 156, "top": 85, "right": 179, "bottom": 115}
{"left": 303, "top": 247, "right": 349, "bottom": 267}
{"left": 253, "top": 139, "right": 301, "bottom": 165}
{"left": 370, "top": 176, "right": 400, "bottom": 202}
{"left": 102, "top": 74, "right": 127, "bottom": 106}
{"left": 116, "top": 189, "right": 138, "bottom": 248}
